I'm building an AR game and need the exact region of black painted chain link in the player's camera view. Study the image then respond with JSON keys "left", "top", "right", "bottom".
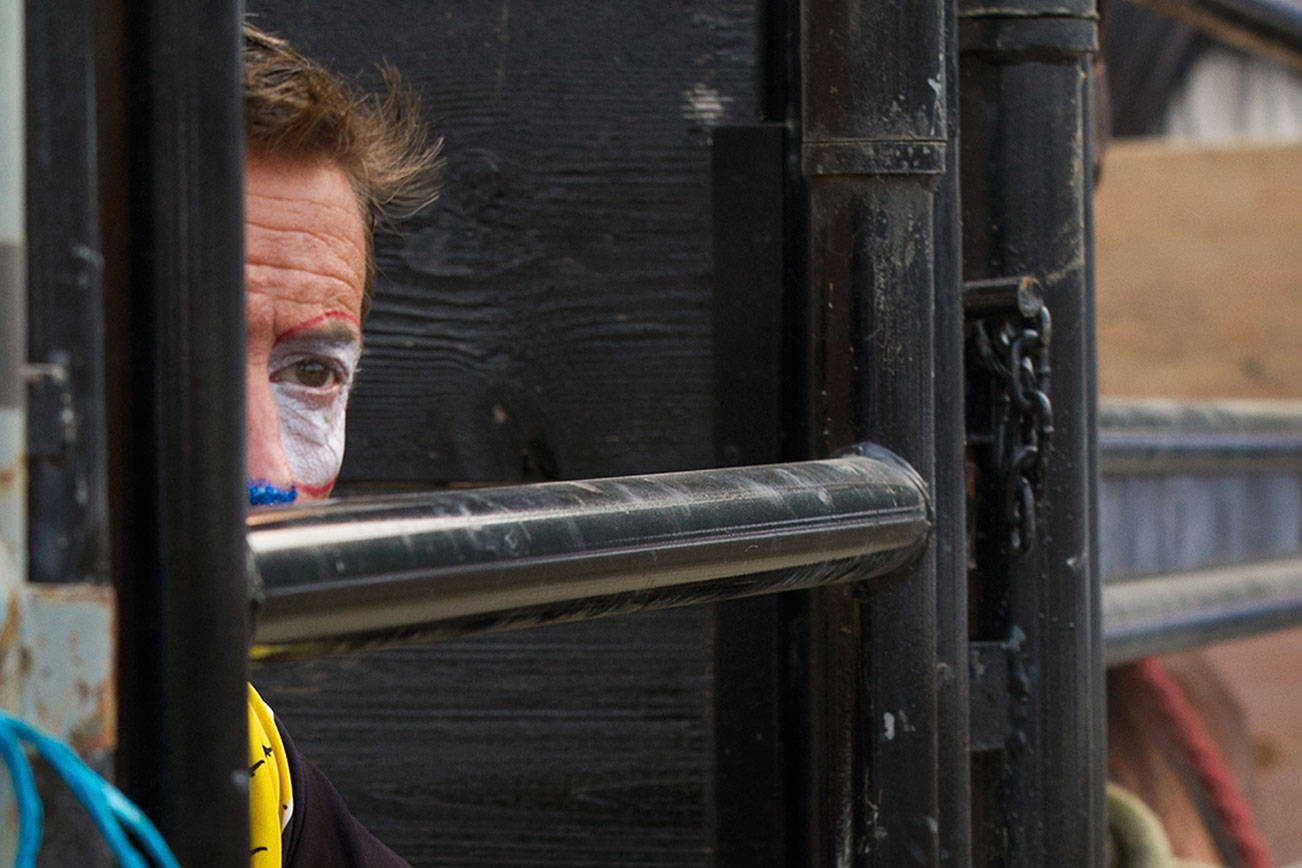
{"left": 972, "top": 304, "right": 1053, "bottom": 554}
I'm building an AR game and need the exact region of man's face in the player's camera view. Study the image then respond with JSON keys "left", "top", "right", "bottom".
{"left": 244, "top": 153, "right": 366, "bottom": 502}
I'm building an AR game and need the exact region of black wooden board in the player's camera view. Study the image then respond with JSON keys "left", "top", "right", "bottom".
{"left": 246, "top": 2, "right": 759, "bottom": 864}
{"left": 252, "top": 610, "right": 714, "bottom": 866}
{"left": 247, "top": 0, "right": 756, "bottom": 484}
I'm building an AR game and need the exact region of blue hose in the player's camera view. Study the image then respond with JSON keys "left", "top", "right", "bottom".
{"left": 0, "top": 712, "right": 180, "bottom": 867}
{"left": 0, "top": 718, "right": 42, "bottom": 866}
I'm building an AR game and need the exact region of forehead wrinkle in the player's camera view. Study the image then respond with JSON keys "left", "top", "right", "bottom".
{"left": 245, "top": 222, "right": 365, "bottom": 289}
{"left": 246, "top": 188, "right": 362, "bottom": 222}
{"left": 245, "top": 263, "right": 364, "bottom": 313}
{"left": 245, "top": 214, "right": 365, "bottom": 256}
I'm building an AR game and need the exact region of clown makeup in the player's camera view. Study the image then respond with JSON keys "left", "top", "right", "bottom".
{"left": 244, "top": 154, "right": 367, "bottom": 502}
{"left": 248, "top": 480, "right": 298, "bottom": 506}
{"left": 267, "top": 318, "right": 362, "bottom": 498}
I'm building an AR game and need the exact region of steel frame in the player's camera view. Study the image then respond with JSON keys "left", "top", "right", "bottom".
{"left": 14, "top": 0, "right": 1302, "bottom": 864}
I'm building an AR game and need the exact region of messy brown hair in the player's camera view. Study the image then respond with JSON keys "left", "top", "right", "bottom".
{"left": 243, "top": 22, "right": 444, "bottom": 316}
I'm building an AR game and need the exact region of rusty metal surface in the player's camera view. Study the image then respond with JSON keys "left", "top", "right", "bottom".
{"left": 3, "top": 3, "right": 117, "bottom": 855}
{"left": 20, "top": 584, "right": 115, "bottom": 754}
{"left": 0, "top": 407, "right": 24, "bottom": 867}
{"left": 2, "top": 0, "right": 29, "bottom": 855}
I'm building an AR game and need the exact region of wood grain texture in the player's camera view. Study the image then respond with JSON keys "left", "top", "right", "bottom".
{"left": 245, "top": 2, "right": 757, "bottom": 864}
{"left": 1095, "top": 141, "right": 1302, "bottom": 399}
{"left": 249, "top": 0, "right": 756, "bottom": 484}
{"left": 253, "top": 609, "right": 714, "bottom": 867}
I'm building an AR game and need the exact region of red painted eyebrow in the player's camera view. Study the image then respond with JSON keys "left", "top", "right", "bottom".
{"left": 274, "top": 311, "right": 361, "bottom": 342}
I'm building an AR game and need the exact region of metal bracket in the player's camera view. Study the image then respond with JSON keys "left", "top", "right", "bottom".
{"left": 964, "top": 277, "right": 1052, "bottom": 555}
{"left": 24, "top": 353, "right": 76, "bottom": 459}
{"left": 968, "top": 627, "right": 1030, "bottom": 752}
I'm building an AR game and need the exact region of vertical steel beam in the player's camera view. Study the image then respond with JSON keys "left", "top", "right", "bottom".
{"left": 797, "top": 0, "right": 949, "bottom": 864}
{"left": 94, "top": 0, "right": 248, "bottom": 863}
{"left": 959, "top": 0, "right": 1103, "bottom": 863}
{"left": 25, "top": 0, "right": 108, "bottom": 587}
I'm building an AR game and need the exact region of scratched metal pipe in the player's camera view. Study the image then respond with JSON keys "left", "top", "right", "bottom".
{"left": 247, "top": 449, "right": 929, "bottom": 656}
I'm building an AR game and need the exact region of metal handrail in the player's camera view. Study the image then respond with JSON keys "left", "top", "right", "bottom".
{"left": 1099, "top": 399, "right": 1302, "bottom": 660}
{"left": 248, "top": 447, "right": 929, "bottom": 658}
{"left": 1100, "top": 398, "right": 1302, "bottom": 476}
{"left": 1103, "top": 556, "right": 1302, "bottom": 663}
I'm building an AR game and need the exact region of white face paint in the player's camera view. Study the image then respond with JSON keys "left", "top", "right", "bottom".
{"left": 267, "top": 334, "right": 362, "bottom": 497}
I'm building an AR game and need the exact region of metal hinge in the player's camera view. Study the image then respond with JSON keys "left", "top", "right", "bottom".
{"left": 964, "top": 276, "right": 1052, "bottom": 555}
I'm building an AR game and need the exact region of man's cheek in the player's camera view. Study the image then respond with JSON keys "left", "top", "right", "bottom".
{"left": 271, "top": 385, "right": 348, "bottom": 498}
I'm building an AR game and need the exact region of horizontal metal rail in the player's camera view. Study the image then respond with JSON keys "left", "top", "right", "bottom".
{"left": 1103, "top": 556, "right": 1302, "bottom": 664}
{"left": 1128, "top": 0, "right": 1302, "bottom": 72}
{"left": 1099, "top": 400, "right": 1302, "bottom": 657}
{"left": 248, "top": 448, "right": 929, "bottom": 657}
{"left": 1100, "top": 398, "right": 1302, "bottom": 476}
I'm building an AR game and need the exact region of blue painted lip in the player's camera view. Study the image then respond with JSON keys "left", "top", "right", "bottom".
{"left": 247, "top": 480, "right": 297, "bottom": 506}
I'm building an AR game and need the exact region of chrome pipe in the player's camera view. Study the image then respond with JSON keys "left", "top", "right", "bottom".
{"left": 248, "top": 448, "right": 929, "bottom": 656}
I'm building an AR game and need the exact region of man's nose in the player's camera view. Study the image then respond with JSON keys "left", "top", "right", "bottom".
{"left": 245, "top": 366, "right": 294, "bottom": 492}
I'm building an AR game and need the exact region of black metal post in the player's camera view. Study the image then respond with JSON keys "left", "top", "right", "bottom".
{"left": 24, "top": 0, "right": 108, "bottom": 587}
{"left": 933, "top": 0, "right": 972, "bottom": 862}
{"left": 959, "top": 0, "right": 1104, "bottom": 862}
{"left": 94, "top": 0, "right": 248, "bottom": 862}
{"left": 797, "top": 0, "right": 948, "bottom": 864}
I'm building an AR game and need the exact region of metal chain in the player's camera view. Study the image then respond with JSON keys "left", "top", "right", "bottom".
{"left": 972, "top": 304, "right": 1052, "bottom": 554}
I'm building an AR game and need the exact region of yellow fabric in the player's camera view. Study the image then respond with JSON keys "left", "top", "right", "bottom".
{"left": 248, "top": 684, "right": 293, "bottom": 867}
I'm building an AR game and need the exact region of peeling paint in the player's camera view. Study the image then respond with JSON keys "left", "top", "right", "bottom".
{"left": 20, "top": 584, "right": 116, "bottom": 754}
{"left": 681, "top": 83, "right": 731, "bottom": 125}
{"left": 0, "top": 408, "right": 25, "bottom": 576}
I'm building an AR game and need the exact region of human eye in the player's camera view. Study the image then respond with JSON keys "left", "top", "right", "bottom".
{"left": 271, "top": 356, "right": 346, "bottom": 391}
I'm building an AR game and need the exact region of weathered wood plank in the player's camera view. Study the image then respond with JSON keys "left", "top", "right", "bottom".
{"left": 1095, "top": 140, "right": 1302, "bottom": 399}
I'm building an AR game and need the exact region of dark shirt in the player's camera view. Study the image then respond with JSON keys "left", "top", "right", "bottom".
{"left": 274, "top": 717, "right": 411, "bottom": 867}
